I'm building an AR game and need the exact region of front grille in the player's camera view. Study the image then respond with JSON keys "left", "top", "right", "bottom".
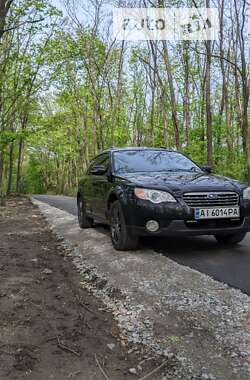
{"left": 183, "top": 192, "right": 239, "bottom": 208}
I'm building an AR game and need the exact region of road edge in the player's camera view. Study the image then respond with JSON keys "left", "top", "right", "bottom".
{"left": 31, "top": 197, "right": 250, "bottom": 380}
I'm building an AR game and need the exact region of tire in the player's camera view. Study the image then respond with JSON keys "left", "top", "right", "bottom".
{"left": 77, "top": 197, "right": 93, "bottom": 228}
{"left": 110, "top": 200, "right": 139, "bottom": 251}
{"left": 214, "top": 232, "right": 246, "bottom": 245}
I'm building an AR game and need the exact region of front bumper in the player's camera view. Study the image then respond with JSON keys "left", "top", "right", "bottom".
{"left": 122, "top": 197, "right": 250, "bottom": 237}
{"left": 128, "top": 217, "right": 250, "bottom": 237}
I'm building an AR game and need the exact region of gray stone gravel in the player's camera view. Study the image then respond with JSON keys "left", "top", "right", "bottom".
{"left": 32, "top": 198, "right": 250, "bottom": 379}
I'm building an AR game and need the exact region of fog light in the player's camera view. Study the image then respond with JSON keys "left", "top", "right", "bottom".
{"left": 146, "top": 220, "right": 159, "bottom": 232}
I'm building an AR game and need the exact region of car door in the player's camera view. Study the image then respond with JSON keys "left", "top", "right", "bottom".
{"left": 90, "top": 153, "right": 112, "bottom": 221}
{"left": 82, "top": 158, "right": 100, "bottom": 215}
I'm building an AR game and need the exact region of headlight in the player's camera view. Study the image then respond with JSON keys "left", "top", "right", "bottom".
{"left": 134, "top": 188, "right": 176, "bottom": 204}
{"left": 243, "top": 187, "right": 250, "bottom": 200}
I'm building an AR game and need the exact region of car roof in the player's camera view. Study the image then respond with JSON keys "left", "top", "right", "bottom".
{"left": 101, "top": 147, "right": 176, "bottom": 154}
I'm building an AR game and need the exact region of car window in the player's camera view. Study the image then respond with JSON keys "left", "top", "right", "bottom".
{"left": 113, "top": 150, "right": 202, "bottom": 174}
{"left": 101, "top": 156, "right": 110, "bottom": 171}
{"left": 87, "top": 154, "right": 110, "bottom": 175}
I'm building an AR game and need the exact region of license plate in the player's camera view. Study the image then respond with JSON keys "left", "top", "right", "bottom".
{"left": 194, "top": 207, "right": 240, "bottom": 220}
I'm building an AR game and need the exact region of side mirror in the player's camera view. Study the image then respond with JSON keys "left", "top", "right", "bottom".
{"left": 201, "top": 165, "right": 212, "bottom": 174}
{"left": 90, "top": 165, "right": 107, "bottom": 175}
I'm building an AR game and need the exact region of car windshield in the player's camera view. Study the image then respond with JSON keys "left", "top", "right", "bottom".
{"left": 113, "top": 150, "right": 202, "bottom": 174}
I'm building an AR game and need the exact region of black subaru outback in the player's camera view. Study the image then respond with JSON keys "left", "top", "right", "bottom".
{"left": 77, "top": 147, "right": 250, "bottom": 250}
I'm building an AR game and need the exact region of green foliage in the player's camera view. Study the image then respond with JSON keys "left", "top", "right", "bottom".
{"left": 0, "top": 0, "right": 249, "bottom": 195}
{"left": 22, "top": 157, "right": 47, "bottom": 194}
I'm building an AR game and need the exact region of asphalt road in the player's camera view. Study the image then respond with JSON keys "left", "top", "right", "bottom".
{"left": 33, "top": 194, "right": 250, "bottom": 296}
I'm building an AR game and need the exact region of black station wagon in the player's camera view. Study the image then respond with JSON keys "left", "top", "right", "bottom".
{"left": 77, "top": 147, "right": 250, "bottom": 250}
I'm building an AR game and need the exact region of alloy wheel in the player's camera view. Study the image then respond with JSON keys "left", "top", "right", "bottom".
{"left": 111, "top": 206, "right": 121, "bottom": 244}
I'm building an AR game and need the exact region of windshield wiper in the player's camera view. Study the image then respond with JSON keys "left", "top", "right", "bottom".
{"left": 159, "top": 168, "right": 201, "bottom": 173}
{"left": 160, "top": 169, "right": 189, "bottom": 172}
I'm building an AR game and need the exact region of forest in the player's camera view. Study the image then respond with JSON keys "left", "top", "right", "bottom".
{"left": 0, "top": 0, "right": 249, "bottom": 196}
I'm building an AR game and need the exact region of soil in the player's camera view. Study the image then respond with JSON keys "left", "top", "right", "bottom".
{"left": 0, "top": 197, "right": 165, "bottom": 380}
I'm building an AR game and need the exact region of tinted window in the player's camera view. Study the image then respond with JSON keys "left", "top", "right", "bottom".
{"left": 100, "top": 156, "right": 110, "bottom": 171}
{"left": 87, "top": 154, "right": 109, "bottom": 174}
{"left": 113, "top": 150, "right": 201, "bottom": 174}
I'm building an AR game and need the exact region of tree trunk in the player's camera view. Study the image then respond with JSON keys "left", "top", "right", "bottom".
{"left": 242, "top": 83, "right": 250, "bottom": 181}
{"left": 0, "top": 150, "right": 4, "bottom": 193}
{"left": 162, "top": 41, "right": 180, "bottom": 149}
{"left": 0, "top": 0, "right": 13, "bottom": 41}
{"left": 205, "top": 41, "right": 213, "bottom": 166}
{"left": 205, "top": 1, "right": 213, "bottom": 166}
{"left": 16, "top": 137, "right": 23, "bottom": 193}
{"left": 183, "top": 42, "right": 190, "bottom": 148}
{"left": 234, "top": 0, "right": 250, "bottom": 181}
{"left": 6, "top": 140, "right": 13, "bottom": 194}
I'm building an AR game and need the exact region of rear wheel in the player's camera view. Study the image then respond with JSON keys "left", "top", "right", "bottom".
{"left": 214, "top": 232, "right": 246, "bottom": 245}
{"left": 77, "top": 197, "right": 93, "bottom": 228}
{"left": 110, "top": 200, "right": 139, "bottom": 251}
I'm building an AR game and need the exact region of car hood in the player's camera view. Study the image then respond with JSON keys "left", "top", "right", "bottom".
{"left": 118, "top": 171, "right": 244, "bottom": 195}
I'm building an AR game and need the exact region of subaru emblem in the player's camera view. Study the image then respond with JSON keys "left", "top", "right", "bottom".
{"left": 208, "top": 194, "right": 217, "bottom": 199}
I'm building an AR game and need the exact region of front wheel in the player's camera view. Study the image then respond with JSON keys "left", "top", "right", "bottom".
{"left": 110, "top": 201, "right": 139, "bottom": 251}
{"left": 214, "top": 232, "right": 246, "bottom": 245}
{"left": 77, "top": 197, "right": 93, "bottom": 228}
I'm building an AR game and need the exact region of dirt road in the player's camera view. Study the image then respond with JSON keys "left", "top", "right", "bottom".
{"left": 0, "top": 198, "right": 165, "bottom": 380}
